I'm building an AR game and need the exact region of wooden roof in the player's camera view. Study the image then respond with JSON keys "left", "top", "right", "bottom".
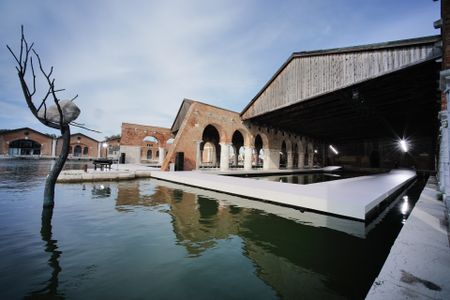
{"left": 241, "top": 35, "right": 441, "bottom": 120}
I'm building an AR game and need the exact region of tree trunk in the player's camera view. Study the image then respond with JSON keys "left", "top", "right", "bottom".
{"left": 43, "top": 125, "right": 70, "bottom": 208}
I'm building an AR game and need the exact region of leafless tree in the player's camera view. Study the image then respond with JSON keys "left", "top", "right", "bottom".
{"left": 7, "top": 26, "right": 93, "bottom": 208}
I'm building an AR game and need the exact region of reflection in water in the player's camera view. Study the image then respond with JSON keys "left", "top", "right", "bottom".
{"left": 254, "top": 172, "right": 365, "bottom": 185}
{"left": 91, "top": 184, "right": 111, "bottom": 198}
{"left": 0, "top": 159, "right": 425, "bottom": 299}
{"left": 25, "top": 208, "right": 64, "bottom": 299}
{"left": 112, "top": 178, "right": 426, "bottom": 299}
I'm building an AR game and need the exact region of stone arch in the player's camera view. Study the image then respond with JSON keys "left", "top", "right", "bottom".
{"left": 200, "top": 124, "right": 221, "bottom": 168}
{"left": 204, "top": 122, "right": 228, "bottom": 144}
{"left": 8, "top": 139, "right": 41, "bottom": 156}
{"left": 254, "top": 134, "right": 264, "bottom": 167}
{"left": 143, "top": 136, "right": 159, "bottom": 143}
{"left": 231, "top": 130, "right": 245, "bottom": 167}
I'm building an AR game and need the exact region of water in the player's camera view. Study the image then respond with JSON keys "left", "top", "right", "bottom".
{"left": 0, "top": 160, "right": 427, "bottom": 299}
{"left": 248, "top": 172, "right": 366, "bottom": 185}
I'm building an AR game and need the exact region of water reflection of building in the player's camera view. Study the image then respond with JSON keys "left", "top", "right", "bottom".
{"left": 114, "top": 180, "right": 379, "bottom": 298}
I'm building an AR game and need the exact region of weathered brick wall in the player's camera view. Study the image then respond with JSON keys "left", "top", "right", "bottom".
{"left": 161, "top": 101, "right": 318, "bottom": 171}
{"left": 121, "top": 123, "right": 171, "bottom": 147}
{"left": 0, "top": 128, "right": 53, "bottom": 155}
{"left": 120, "top": 123, "right": 172, "bottom": 163}
{"left": 56, "top": 133, "right": 99, "bottom": 158}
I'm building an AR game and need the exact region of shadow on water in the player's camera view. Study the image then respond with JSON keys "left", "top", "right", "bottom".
{"left": 24, "top": 208, "right": 64, "bottom": 300}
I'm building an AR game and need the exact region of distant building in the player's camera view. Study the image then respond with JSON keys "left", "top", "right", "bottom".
{"left": 0, "top": 127, "right": 103, "bottom": 159}
{"left": 0, "top": 127, "right": 56, "bottom": 157}
{"left": 104, "top": 136, "right": 121, "bottom": 159}
{"left": 56, "top": 133, "right": 101, "bottom": 159}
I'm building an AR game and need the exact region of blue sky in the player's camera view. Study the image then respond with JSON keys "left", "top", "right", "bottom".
{"left": 0, "top": 0, "right": 440, "bottom": 140}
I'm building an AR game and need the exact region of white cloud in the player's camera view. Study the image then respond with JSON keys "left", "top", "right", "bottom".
{"left": 0, "top": 0, "right": 440, "bottom": 140}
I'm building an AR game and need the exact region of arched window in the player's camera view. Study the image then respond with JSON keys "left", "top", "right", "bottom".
{"left": 8, "top": 139, "right": 41, "bottom": 156}
{"left": 74, "top": 145, "right": 82, "bottom": 157}
{"left": 83, "top": 147, "right": 89, "bottom": 155}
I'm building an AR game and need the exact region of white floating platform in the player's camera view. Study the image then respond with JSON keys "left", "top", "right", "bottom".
{"left": 150, "top": 169, "right": 416, "bottom": 221}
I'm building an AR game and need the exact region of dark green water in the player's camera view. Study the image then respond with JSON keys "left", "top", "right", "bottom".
{"left": 250, "top": 172, "right": 366, "bottom": 185}
{"left": 0, "top": 160, "right": 426, "bottom": 299}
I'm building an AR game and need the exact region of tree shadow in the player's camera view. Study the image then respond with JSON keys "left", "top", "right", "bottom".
{"left": 24, "top": 207, "right": 64, "bottom": 299}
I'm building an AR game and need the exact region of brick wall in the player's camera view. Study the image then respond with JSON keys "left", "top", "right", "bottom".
{"left": 0, "top": 128, "right": 53, "bottom": 156}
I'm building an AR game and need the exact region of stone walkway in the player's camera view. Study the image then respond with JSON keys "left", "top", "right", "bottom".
{"left": 57, "top": 163, "right": 155, "bottom": 182}
{"left": 366, "top": 177, "right": 450, "bottom": 299}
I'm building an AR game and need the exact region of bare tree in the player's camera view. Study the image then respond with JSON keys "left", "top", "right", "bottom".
{"left": 7, "top": 26, "right": 90, "bottom": 208}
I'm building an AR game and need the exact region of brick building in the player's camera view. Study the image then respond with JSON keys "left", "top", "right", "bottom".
{"left": 0, "top": 127, "right": 56, "bottom": 157}
{"left": 56, "top": 133, "right": 101, "bottom": 159}
{"left": 120, "top": 123, "right": 172, "bottom": 164}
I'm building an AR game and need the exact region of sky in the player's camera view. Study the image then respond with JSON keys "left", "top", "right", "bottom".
{"left": 0, "top": 0, "right": 441, "bottom": 140}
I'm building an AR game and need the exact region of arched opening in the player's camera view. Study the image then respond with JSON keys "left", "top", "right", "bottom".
{"left": 83, "top": 147, "right": 89, "bottom": 156}
{"left": 8, "top": 139, "right": 41, "bottom": 156}
{"left": 254, "top": 134, "right": 264, "bottom": 168}
{"left": 200, "top": 125, "right": 221, "bottom": 168}
{"left": 231, "top": 130, "right": 244, "bottom": 168}
{"left": 293, "top": 143, "right": 299, "bottom": 168}
{"left": 73, "top": 145, "right": 82, "bottom": 157}
{"left": 280, "top": 141, "right": 287, "bottom": 168}
{"left": 143, "top": 136, "right": 159, "bottom": 162}
{"left": 143, "top": 136, "right": 159, "bottom": 143}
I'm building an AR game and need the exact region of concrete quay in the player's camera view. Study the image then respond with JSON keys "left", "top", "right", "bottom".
{"left": 366, "top": 177, "right": 450, "bottom": 300}
{"left": 150, "top": 169, "right": 416, "bottom": 221}
{"left": 57, "top": 163, "right": 155, "bottom": 183}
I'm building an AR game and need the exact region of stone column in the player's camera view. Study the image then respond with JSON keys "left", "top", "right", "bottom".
{"left": 51, "top": 138, "right": 57, "bottom": 158}
{"left": 195, "top": 140, "right": 203, "bottom": 170}
{"left": 287, "top": 151, "right": 293, "bottom": 169}
{"left": 264, "top": 149, "right": 280, "bottom": 170}
{"left": 298, "top": 151, "right": 305, "bottom": 168}
{"left": 220, "top": 143, "right": 231, "bottom": 171}
{"left": 158, "top": 147, "right": 165, "bottom": 165}
{"left": 244, "top": 146, "right": 253, "bottom": 170}
{"left": 97, "top": 143, "right": 101, "bottom": 158}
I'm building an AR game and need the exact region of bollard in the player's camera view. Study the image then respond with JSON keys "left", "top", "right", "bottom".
{"left": 84, "top": 164, "right": 88, "bottom": 173}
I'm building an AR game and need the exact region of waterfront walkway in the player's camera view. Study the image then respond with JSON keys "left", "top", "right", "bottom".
{"left": 366, "top": 177, "right": 450, "bottom": 299}
{"left": 57, "top": 163, "right": 154, "bottom": 182}
{"left": 151, "top": 169, "right": 416, "bottom": 220}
